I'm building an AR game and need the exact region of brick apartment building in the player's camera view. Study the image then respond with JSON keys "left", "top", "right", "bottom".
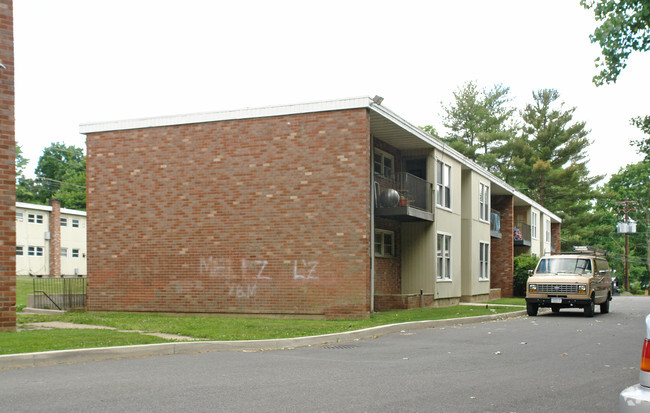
{"left": 81, "top": 97, "right": 560, "bottom": 319}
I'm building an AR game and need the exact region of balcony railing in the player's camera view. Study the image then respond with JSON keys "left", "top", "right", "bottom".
{"left": 375, "top": 172, "right": 434, "bottom": 222}
{"left": 490, "top": 209, "right": 501, "bottom": 238}
{"left": 514, "top": 222, "right": 531, "bottom": 246}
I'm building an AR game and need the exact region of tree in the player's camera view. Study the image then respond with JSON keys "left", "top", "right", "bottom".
{"left": 17, "top": 143, "right": 86, "bottom": 209}
{"left": 432, "top": 81, "right": 516, "bottom": 174}
{"left": 509, "top": 89, "right": 603, "bottom": 242}
{"left": 581, "top": 0, "right": 650, "bottom": 85}
{"left": 16, "top": 145, "right": 38, "bottom": 204}
{"left": 631, "top": 115, "right": 650, "bottom": 159}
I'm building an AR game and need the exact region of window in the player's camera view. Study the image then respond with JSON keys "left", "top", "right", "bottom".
{"left": 16, "top": 246, "right": 23, "bottom": 256}
{"left": 479, "top": 183, "right": 489, "bottom": 221}
{"left": 61, "top": 217, "right": 67, "bottom": 226}
{"left": 61, "top": 248, "right": 68, "bottom": 258}
{"left": 72, "top": 219, "right": 80, "bottom": 228}
{"left": 374, "top": 229, "right": 394, "bottom": 257}
{"left": 479, "top": 242, "right": 490, "bottom": 281}
{"left": 28, "top": 214, "right": 43, "bottom": 224}
{"left": 436, "top": 160, "right": 451, "bottom": 209}
{"left": 28, "top": 246, "right": 43, "bottom": 257}
{"left": 373, "top": 148, "right": 394, "bottom": 178}
{"left": 531, "top": 211, "right": 538, "bottom": 239}
{"left": 16, "top": 212, "right": 23, "bottom": 222}
{"left": 72, "top": 249, "right": 80, "bottom": 258}
{"left": 545, "top": 218, "right": 551, "bottom": 243}
{"left": 436, "top": 233, "right": 452, "bottom": 280}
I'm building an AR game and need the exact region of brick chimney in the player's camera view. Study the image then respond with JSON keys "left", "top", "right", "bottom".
{"left": 49, "top": 199, "right": 61, "bottom": 277}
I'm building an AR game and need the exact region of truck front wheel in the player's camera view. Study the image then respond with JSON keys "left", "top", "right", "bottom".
{"left": 600, "top": 296, "right": 610, "bottom": 314}
{"left": 584, "top": 298, "right": 595, "bottom": 317}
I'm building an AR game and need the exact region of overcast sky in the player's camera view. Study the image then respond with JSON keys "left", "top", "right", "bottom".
{"left": 13, "top": 0, "right": 649, "bottom": 181}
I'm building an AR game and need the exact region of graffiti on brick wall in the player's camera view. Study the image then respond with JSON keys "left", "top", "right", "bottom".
{"left": 199, "top": 257, "right": 319, "bottom": 299}
{"left": 293, "top": 260, "right": 318, "bottom": 280}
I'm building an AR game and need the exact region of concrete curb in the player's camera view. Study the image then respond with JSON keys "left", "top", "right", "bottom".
{"left": 0, "top": 310, "right": 527, "bottom": 369}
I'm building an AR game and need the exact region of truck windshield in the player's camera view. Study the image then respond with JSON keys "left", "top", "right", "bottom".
{"left": 536, "top": 258, "right": 592, "bottom": 275}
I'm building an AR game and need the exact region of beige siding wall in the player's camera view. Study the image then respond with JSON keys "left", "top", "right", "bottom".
{"left": 530, "top": 207, "right": 541, "bottom": 256}
{"left": 460, "top": 170, "right": 491, "bottom": 298}
{"left": 16, "top": 205, "right": 49, "bottom": 276}
{"left": 433, "top": 151, "right": 462, "bottom": 300}
{"left": 401, "top": 222, "right": 435, "bottom": 294}
{"left": 60, "top": 213, "right": 87, "bottom": 275}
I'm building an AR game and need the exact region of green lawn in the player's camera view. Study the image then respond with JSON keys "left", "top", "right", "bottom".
{"left": 1, "top": 303, "right": 522, "bottom": 355}
{"left": 16, "top": 276, "right": 32, "bottom": 310}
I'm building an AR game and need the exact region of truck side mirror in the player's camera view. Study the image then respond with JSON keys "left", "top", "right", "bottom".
{"left": 528, "top": 269, "right": 533, "bottom": 275}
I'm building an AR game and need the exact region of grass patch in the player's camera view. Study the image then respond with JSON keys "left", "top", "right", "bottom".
{"left": 485, "top": 298, "right": 526, "bottom": 306}
{"left": 14, "top": 305, "right": 518, "bottom": 345}
{"left": 16, "top": 276, "right": 33, "bottom": 311}
{"left": 0, "top": 329, "right": 172, "bottom": 355}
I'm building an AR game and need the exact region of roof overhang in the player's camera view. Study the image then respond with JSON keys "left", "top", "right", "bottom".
{"left": 79, "top": 96, "right": 561, "bottom": 223}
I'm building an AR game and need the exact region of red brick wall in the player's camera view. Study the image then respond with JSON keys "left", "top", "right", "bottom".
{"left": 0, "top": 0, "right": 14, "bottom": 331}
{"left": 374, "top": 218, "right": 401, "bottom": 294}
{"left": 551, "top": 222, "right": 561, "bottom": 253}
{"left": 49, "top": 199, "right": 61, "bottom": 277}
{"left": 490, "top": 195, "right": 514, "bottom": 297}
{"left": 86, "top": 109, "right": 372, "bottom": 318}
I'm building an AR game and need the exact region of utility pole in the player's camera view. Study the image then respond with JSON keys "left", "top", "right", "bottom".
{"left": 617, "top": 198, "right": 638, "bottom": 291}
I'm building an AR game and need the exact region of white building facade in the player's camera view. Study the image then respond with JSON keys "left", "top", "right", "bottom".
{"left": 16, "top": 201, "right": 87, "bottom": 276}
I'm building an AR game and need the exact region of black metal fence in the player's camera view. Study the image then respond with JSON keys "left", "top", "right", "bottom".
{"left": 31, "top": 277, "right": 87, "bottom": 310}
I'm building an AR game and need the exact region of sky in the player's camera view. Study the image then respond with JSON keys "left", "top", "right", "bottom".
{"left": 13, "top": 0, "right": 650, "bottom": 181}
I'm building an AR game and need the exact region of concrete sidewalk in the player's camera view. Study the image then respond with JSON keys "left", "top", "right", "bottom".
{"left": 0, "top": 309, "right": 528, "bottom": 370}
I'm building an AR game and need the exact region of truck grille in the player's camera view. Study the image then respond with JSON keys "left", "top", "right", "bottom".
{"left": 537, "top": 284, "right": 578, "bottom": 294}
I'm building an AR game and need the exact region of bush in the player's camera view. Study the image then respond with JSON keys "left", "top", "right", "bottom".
{"left": 513, "top": 254, "right": 540, "bottom": 297}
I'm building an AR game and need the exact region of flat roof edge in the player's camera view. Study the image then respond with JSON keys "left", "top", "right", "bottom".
{"left": 79, "top": 96, "right": 373, "bottom": 134}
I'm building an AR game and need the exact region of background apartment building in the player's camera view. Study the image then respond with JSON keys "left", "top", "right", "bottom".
{"left": 16, "top": 201, "right": 87, "bottom": 277}
{"left": 81, "top": 97, "right": 560, "bottom": 318}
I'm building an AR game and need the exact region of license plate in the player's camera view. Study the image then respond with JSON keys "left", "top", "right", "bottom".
{"left": 551, "top": 297, "right": 562, "bottom": 304}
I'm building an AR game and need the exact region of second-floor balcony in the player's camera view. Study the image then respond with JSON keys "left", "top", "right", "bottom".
{"left": 374, "top": 172, "right": 434, "bottom": 222}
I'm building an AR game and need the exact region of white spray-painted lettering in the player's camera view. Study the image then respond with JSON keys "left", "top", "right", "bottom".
{"left": 200, "top": 257, "right": 318, "bottom": 299}
{"left": 293, "top": 260, "right": 319, "bottom": 280}
{"left": 229, "top": 283, "right": 257, "bottom": 299}
{"left": 242, "top": 259, "right": 270, "bottom": 279}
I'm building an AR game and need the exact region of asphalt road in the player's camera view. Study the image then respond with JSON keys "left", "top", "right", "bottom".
{"left": 1, "top": 296, "right": 649, "bottom": 413}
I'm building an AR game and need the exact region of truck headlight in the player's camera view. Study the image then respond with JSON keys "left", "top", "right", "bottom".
{"left": 578, "top": 284, "right": 587, "bottom": 294}
{"left": 529, "top": 284, "right": 537, "bottom": 293}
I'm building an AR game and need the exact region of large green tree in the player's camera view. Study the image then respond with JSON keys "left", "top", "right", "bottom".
{"left": 581, "top": 0, "right": 650, "bottom": 85}
{"left": 17, "top": 143, "right": 86, "bottom": 210}
{"left": 509, "top": 89, "right": 603, "bottom": 242}
{"left": 434, "top": 81, "right": 516, "bottom": 174}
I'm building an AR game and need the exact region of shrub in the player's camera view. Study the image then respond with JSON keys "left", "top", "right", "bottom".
{"left": 513, "top": 254, "right": 540, "bottom": 297}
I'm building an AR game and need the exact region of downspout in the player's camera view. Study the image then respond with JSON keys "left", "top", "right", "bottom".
{"left": 370, "top": 131, "right": 375, "bottom": 313}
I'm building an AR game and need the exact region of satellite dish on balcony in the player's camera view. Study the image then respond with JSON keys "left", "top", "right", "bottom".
{"left": 379, "top": 189, "right": 400, "bottom": 207}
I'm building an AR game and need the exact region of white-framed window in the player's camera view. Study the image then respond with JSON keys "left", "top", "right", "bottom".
{"left": 28, "top": 213, "right": 43, "bottom": 224}
{"left": 61, "top": 217, "right": 67, "bottom": 227}
{"left": 16, "top": 212, "right": 23, "bottom": 222}
{"left": 61, "top": 248, "right": 68, "bottom": 258}
{"left": 436, "top": 233, "right": 452, "bottom": 280}
{"left": 28, "top": 246, "right": 43, "bottom": 257}
{"left": 436, "top": 160, "right": 451, "bottom": 209}
{"left": 545, "top": 218, "right": 551, "bottom": 243}
{"left": 479, "top": 182, "right": 489, "bottom": 222}
{"left": 375, "top": 229, "right": 395, "bottom": 257}
{"left": 373, "top": 148, "right": 394, "bottom": 178}
{"left": 479, "top": 242, "right": 490, "bottom": 281}
{"left": 72, "top": 249, "right": 80, "bottom": 258}
{"left": 72, "top": 219, "right": 80, "bottom": 228}
{"left": 16, "top": 246, "right": 23, "bottom": 256}
{"left": 531, "top": 211, "right": 538, "bottom": 239}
